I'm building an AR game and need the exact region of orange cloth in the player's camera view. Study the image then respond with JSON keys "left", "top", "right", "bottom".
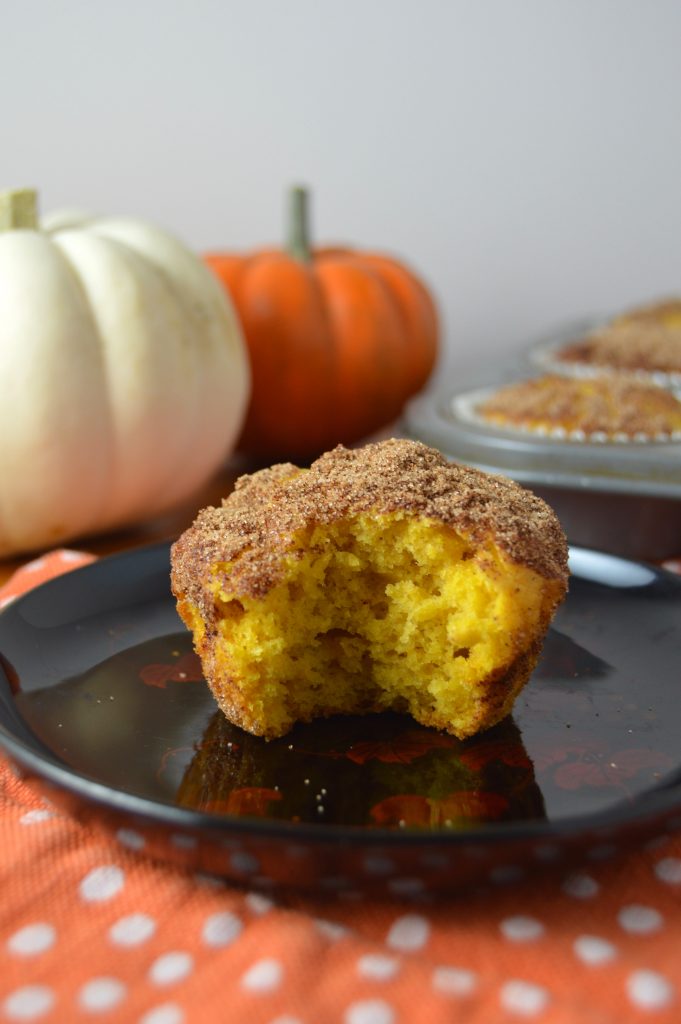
{"left": 0, "top": 551, "right": 680, "bottom": 1024}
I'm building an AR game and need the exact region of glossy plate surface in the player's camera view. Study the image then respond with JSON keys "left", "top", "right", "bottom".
{"left": 1, "top": 543, "right": 680, "bottom": 894}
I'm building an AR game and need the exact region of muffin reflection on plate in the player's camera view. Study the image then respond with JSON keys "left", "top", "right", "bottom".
{"left": 471, "top": 374, "right": 681, "bottom": 443}
{"left": 176, "top": 711, "right": 546, "bottom": 830}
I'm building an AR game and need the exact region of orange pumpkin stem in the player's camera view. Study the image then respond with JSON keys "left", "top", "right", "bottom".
{"left": 287, "top": 186, "right": 311, "bottom": 263}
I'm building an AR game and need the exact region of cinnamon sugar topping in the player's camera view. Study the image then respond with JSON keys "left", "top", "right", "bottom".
{"left": 171, "top": 440, "right": 568, "bottom": 611}
{"left": 558, "top": 322, "right": 681, "bottom": 375}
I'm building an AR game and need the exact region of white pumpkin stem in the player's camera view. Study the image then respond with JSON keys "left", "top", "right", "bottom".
{"left": 287, "top": 185, "right": 311, "bottom": 263}
{"left": 0, "top": 188, "right": 38, "bottom": 231}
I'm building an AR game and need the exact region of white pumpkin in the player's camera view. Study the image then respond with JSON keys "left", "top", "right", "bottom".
{"left": 0, "top": 190, "right": 250, "bottom": 556}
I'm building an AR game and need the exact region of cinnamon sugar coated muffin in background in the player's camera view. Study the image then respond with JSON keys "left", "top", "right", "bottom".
{"left": 170, "top": 440, "right": 569, "bottom": 741}
{"left": 556, "top": 299, "right": 681, "bottom": 377}
{"left": 615, "top": 297, "right": 681, "bottom": 329}
{"left": 477, "top": 374, "right": 681, "bottom": 440}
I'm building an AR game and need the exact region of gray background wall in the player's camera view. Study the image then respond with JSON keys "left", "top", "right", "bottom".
{"left": 5, "top": 0, "right": 681, "bottom": 381}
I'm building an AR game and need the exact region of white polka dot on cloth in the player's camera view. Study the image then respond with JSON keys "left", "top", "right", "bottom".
{"left": 386, "top": 914, "right": 430, "bottom": 951}
{"left": 499, "top": 980, "right": 550, "bottom": 1017}
{"left": 561, "top": 872, "right": 599, "bottom": 900}
{"left": 626, "top": 970, "right": 675, "bottom": 1010}
{"left": 7, "top": 923, "right": 56, "bottom": 956}
{"left": 314, "top": 918, "right": 350, "bottom": 942}
{"left": 193, "top": 873, "right": 224, "bottom": 890}
{"left": 62, "top": 550, "right": 88, "bottom": 563}
{"left": 230, "top": 850, "right": 259, "bottom": 873}
{"left": 115, "top": 828, "right": 145, "bottom": 851}
{"left": 109, "top": 913, "right": 157, "bottom": 947}
{"left": 357, "top": 954, "right": 400, "bottom": 981}
{"left": 138, "top": 1003, "right": 185, "bottom": 1024}
{"left": 269, "top": 1017, "right": 303, "bottom": 1024}
{"left": 573, "top": 935, "right": 618, "bottom": 966}
{"left": 655, "top": 857, "right": 681, "bottom": 885}
{"left": 245, "top": 892, "right": 274, "bottom": 915}
{"left": 241, "top": 958, "right": 284, "bottom": 993}
{"left": 79, "top": 865, "right": 125, "bottom": 903}
{"left": 431, "top": 966, "right": 478, "bottom": 996}
{"left": 24, "top": 558, "right": 47, "bottom": 573}
{"left": 344, "top": 999, "right": 395, "bottom": 1024}
{"left": 587, "top": 843, "right": 617, "bottom": 862}
{"left": 489, "top": 864, "right": 527, "bottom": 884}
{"left": 363, "top": 855, "right": 396, "bottom": 876}
{"left": 149, "top": 953, "right": 194, "bottom": 987}
{"left": 3, "top": 985, "right": 55, "bottom": 1020}
{"left": 202, "top": 911, "right": 242, "bottom": 947}
{"left": 617, "top": 904, "right": 663, "bottom": 934}
{"left": 419, "top": 851, "right": 450, "bottom": 868}
{"left": 386, "top": 877, "right": 425, "bottom": 897}
{"left": 78, "top": 977, "right": 126, "bottom": 1012}
{"left": 500, "top": 916, "right": 545, "bottom": 942}
{"left": 170, "top": 833, "right": 197, "bottom": 850}
{"left": 532, "top": 843, "right": 562, "bottom": 863}
{"left": 19, "top": 810, "right": 54, "bottom": 826}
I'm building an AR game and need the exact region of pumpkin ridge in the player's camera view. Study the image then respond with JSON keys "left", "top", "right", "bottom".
{"left": 48, "top": 234, "right": 120, "bottom": 527}
{"left": 352, "top": 252, "right": 439, "bottom": 392}
{"left": 236, "top": 256, "right": 337, "bottom": 456}
{"left": 313, "top": 259, "right": 409, "bottom": 439}
{"left": 326, "top": 255, "right": 415, "bottom": 415}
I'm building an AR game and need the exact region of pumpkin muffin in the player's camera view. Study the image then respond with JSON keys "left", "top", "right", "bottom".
{"left": 476, "top": 374, "right": 681, "bottom": 441}
{"left": 614, "top": 296, "right": 681, "bottom": 330}
{"left": 555, "top": 299, "right": 681, "bottom": 378}
{"left": 170, "top": 439, "right": 568, "bottom": 741}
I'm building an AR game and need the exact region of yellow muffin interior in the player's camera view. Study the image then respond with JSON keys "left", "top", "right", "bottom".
{"left": 181, "top": 511, "right": 556, "bottom": 739}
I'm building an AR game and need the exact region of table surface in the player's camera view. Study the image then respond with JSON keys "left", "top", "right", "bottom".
{"left": 0, "top": 462, "right": 243, "bottom": 588}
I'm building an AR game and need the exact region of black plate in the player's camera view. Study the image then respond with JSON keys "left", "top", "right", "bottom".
{"left": 1, "top": 542, "right": 681, "bottom": 897}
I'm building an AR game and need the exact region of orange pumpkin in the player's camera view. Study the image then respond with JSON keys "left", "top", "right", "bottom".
{"left": 204, "top": 188, "right": 439, "bottom": 460}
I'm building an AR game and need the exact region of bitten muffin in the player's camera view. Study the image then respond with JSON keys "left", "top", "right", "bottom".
{"left": 170, "top": 440, "right": 569, "bottom": 740}
{"left": 477, "top": 374, "right": 681, "bottom": 440}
